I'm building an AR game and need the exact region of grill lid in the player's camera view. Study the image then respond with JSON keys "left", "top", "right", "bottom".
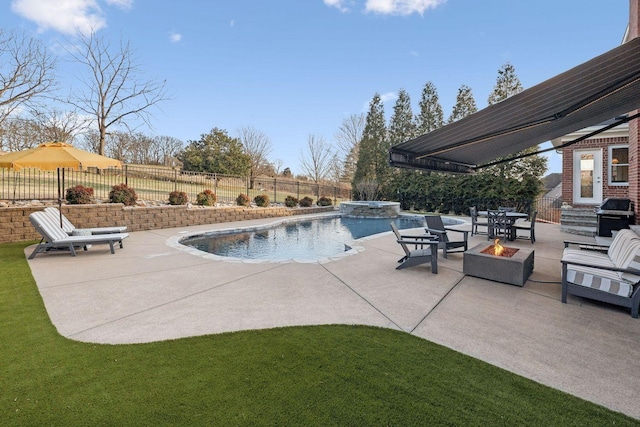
{"left": 599, "top": 198, "right": 633, "bottom": 211}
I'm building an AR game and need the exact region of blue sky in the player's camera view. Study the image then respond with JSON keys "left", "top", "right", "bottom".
{"left": 1, "top": 0, "right": 630, "bottom": 175}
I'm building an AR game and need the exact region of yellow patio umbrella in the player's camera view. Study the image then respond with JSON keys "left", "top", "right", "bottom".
{"left": 0, "top": 142, "right": 122, "bottom": 226}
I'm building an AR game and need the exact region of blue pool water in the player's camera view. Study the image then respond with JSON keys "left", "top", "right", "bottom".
{"left": 181, "top": 215, "right": 434, "bottom": 261}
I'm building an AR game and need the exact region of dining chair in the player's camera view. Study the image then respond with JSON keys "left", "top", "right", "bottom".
{"left": 487, "top": 210, "right": 508, "bottom": 240}
{"left": 469, "top": 206, "right": 488, "bottom": 236}
{"left": 513, "top": 210, "right": 537, "bottom": 243}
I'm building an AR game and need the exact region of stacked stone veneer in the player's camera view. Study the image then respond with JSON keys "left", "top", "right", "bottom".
{"left": 340, "top": 201, "right": 400, "bottom": 218}
{"left": 0, "top": 204, "right": 335, "bottom": 244}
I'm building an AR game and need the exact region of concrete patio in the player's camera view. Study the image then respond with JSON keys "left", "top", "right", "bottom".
{"left": 25, "top": 213, "right": 640, "bottom": 419}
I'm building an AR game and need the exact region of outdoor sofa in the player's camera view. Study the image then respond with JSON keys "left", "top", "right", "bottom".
{"left": 561, "top": 229, "right": 640, "bottom": 318}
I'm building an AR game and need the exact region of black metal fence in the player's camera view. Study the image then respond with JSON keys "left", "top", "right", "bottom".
{"left": 0, "top": 165, "right": 352, "bottom": 205}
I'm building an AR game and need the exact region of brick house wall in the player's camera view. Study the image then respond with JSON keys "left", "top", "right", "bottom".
{"left": 629, "top": 0, "right": 640, "bottom": 217}
{"left": 561, "top": 136, "right": 630, "bottom": 207}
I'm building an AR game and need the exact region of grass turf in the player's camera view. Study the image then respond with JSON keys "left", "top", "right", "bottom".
{"left": 1, "top": 242, "right": 638, "bottom": 426}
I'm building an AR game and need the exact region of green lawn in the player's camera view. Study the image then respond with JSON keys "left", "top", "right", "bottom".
{"left": 2, "top": 242, "right": 637, "bottom": 426}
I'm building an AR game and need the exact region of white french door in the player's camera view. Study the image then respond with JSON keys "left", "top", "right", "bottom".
{"left": 573, "top": 149, "right": 602, "bottom": 204}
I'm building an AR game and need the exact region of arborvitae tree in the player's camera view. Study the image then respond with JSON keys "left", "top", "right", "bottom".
{"left": 447, "top": 85, "right": 477, "bottom": 124}
{"left": 385, "top": 89, "right": 417, "bottom": 200}
{"left": 482, "top": 62, "right": 547, "bottom": 197}
{"left": 388, "top": 89, "right": 416, "bottom": 146}
{"left": 487, "top": 62, "right": 523, "bottom": 105}
{"left": 416, "top": 81, "right": 444, "bottom": 134}
{"left": 352, "top": 93, "right": 387, "bottom": 200}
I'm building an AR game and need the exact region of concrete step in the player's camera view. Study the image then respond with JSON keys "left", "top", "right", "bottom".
{"left": 560, "top": 225, "right": 597, "bottom": 237}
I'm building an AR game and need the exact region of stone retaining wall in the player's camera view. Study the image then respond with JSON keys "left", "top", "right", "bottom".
{"left": 0, "top": 204, "right": 336, "bottom": 243}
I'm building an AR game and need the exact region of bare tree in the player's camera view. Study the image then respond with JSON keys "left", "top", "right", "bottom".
{"left": 237, "top": 125, "right": 273, "bottom": 188}
{"left": 270, "top": 158, "right": 284, "bottom": 176}
{"left": 27, "top": 107, "right": 90, "bottom": 144}
{"left": 334, "top": 113, "right": 364, "bottom": 182}
{"left": 66, "top": 32, "right": 169, "bottom": 155}
{"left": 0, "top": 117, "right": 42, "bottom": 151}
{"left": 153, "top": 135, "right": 184, "bottom": 167}
{"left": 299, "top": 134, "right": 334, "bottom": 183}
{"left": 0, "top": 29, "right": 56, "bottom": 128}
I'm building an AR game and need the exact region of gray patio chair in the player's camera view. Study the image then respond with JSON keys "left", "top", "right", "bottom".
{"left": 469, "top": 206, "right": 488, "bottom": 236}
{"left": 424, "top": 214, "right": 468, "bottom": 258}
{"left": 390, "top": 222, "right": 439, "bottom": 273}
{"left": 487, "top": 210, "right": 508, "bottom": 240}
{"left": 44, "top": 206, "right": 127, "bottom": 235}
{"left": 28, "top": 211, "right": 129, "bottom": 259}
{"left": 513, "top": 210, "right": 537, "bottom": 243}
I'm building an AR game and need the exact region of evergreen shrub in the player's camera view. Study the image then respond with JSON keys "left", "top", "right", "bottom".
{"left": 65, "top": 185, "right": 94, "bottom": 204}
{"left": 299, "top": 196, "right": 313, "bottom": 207}
{"left": 236, "top": 193, "right": 250, "bottom": 206}
{"left": 317, "top": 196, "right": 332, "bottom": 207}
{"left": 284, "top": 195, "right": 298, "bottom": 208}
{"left": 196, "top": 189, "right": 217, "bottom": 206}
{"left": 109, "top": 183, "right": 138, "bottom": 206}
{"left": 254, "top": 194, "right": 269, "bottom": 207}
{"left": 168, "top": 191, "right": 188, "bottom": 205}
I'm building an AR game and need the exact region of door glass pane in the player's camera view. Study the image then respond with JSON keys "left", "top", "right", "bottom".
{"left": 580, "top": 154, "right": 594, "bottom": 198}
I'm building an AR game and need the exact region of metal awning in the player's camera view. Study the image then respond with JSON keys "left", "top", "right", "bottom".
{"left": 389, "top": 37, "right": 640, "bottom": 174}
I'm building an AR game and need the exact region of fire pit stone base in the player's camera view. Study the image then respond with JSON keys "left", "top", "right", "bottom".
{"left": 463, "top": 243, "right": 534, "bottom": 287}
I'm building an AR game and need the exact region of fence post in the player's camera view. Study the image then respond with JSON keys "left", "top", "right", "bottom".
{"left": 273, "top": 178, "right": 277, "bottom": 203}
{"left": 125, "top": 164, "right": 128, "bottom": 187}
{"left": 297, "top": 182, "right": 300, "bottom": 200}
{"left": 171, "top": 169, "right": 176, "bottom": 192}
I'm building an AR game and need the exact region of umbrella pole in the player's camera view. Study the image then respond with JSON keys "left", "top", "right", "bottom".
{"left": 57, "top": 168, "right": 63, "bottom": 228}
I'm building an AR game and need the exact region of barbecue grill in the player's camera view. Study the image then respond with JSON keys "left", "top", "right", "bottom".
{"left": 596, "top": 198, "right": 635, "bottom": 237}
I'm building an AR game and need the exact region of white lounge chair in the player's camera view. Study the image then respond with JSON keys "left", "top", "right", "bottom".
{"left": 28, "top": 211, "right": 129, "bottom": 259}
{"left": 44, "top": 206, "right": 127, "bottom": 235}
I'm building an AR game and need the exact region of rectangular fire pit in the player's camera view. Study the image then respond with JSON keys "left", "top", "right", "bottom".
{"left": 463, "top": 243, "right": 534, "bottom": 287}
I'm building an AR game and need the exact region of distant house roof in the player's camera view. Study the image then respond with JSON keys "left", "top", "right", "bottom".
{"left": 389, "top": 37, "right": 640, "bottom": 174}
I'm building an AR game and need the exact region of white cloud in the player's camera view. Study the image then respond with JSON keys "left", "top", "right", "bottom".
{"left": 324, "top": 0, "right": 350, "bottom": 12}
{"left": 10, "top": 0, "right": 133, "bottom": 36}
{"left": 230, "top": 19, "right": 235, "bottom": 27}
{"left": 169, "top": 31, "right": 182, "bottom": 43}
{"left": 325, "top": 0, "right": 445, "bottom": 16}
{"left": 366, "top": 0, "right": 445, "bottom": 15}
{"left": 380, "top": 92, "right": 397, "bottom": 103}
{"left": 105, "top": 0, "right": 132, "bottom": 9}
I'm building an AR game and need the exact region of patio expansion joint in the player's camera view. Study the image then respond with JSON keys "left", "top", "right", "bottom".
{"left": 409, "top": 274, "right": 465, "bottom": 334}
{"left": 320, "top": 263, "right": 406, "bottom": 332}
{"left": 66, "top": 263, "right": 285, "bottom": 339}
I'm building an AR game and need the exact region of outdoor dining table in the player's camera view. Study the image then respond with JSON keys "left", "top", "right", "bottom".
{"left": 478, "top": 210, "right": 528, "bottom": 241}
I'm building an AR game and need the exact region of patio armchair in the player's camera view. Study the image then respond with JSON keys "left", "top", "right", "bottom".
{"left": 424, "top": 214, "right": 468, "bottom": 258}
{"left": 44, "top": 206, "right": 127, "bottom": 235}
{"left": 28, "top": 211, "right": 129, "bottom": 259}
{"left": 469, "top": 206, "right": 488, "bottom": 236}
{"left": 513, "top": 210, "right": 537, "bottom": 243}
{"left": 390, "top": 223, "right": 439, "bottom": 273}
{"left": 561, "top": 229, "right": 640, "bottom": 318}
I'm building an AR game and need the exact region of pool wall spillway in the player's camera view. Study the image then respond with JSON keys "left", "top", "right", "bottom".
{"left": 340, "top": 201, "right": 400, "bottom": 218}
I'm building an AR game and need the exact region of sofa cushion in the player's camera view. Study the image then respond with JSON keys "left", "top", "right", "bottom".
{"left": 566, "top": 269, "right": 634, "bottom": 297}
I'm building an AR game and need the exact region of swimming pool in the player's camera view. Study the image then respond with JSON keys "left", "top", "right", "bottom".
{"left": 175, "top": 215, "right": 464, "bottom": 263}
